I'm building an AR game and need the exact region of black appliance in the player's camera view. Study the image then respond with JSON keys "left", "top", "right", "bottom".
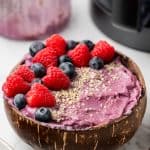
{"left": 91, "top": 0, "right": 150, "bottom": 52}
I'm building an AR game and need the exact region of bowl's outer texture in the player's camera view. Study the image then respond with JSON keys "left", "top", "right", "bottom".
{"left": 4, "top": 52, "right": 147, "bottom": 150}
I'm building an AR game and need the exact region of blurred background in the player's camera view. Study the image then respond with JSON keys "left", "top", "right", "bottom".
{"left": 0, "top": 0, "right": 150, "bottom": 149}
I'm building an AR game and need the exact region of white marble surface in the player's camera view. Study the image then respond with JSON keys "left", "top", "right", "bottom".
{"left": 0, "top": 0, "right": 150, "bottom": 149}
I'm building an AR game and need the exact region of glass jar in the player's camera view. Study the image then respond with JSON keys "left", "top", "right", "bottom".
{"left": 0, "top": 0, "right": 71, "bottom": 40}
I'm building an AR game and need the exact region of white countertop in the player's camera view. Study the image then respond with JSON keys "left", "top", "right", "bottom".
{"left": 0, "top": 0, "right": 150, "bottom": 149}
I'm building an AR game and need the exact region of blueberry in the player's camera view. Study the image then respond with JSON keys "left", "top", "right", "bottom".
{"left": 82, "top": 40, "right": 95, "bottom": 50}
{"left": 59, "top": 55, "right": 72, "bottom": 64}
{"left": 31, "top": 78, "right": 42, "bottom": 84}
{"left": 59, "top": 62, "right": 75, "bottom": 78}
{"left": 31, "top": 63, "right": 46, "bottom": 78}
{"left": 13, "top": 94, "right": 26, "bottom": 110}
{"left": 67, "top": 40, "right": 79, "bottom": 50}
{"left": 35, "top": 107, "right": 52, "bottom": 123}
{"left": 29, "top": 41, "right": 45, "bottom": 57}
{"left": 89, "top": 57, "right": 104, "bottom": 70}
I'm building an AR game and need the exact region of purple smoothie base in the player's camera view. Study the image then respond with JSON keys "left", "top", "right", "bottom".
{"left": 5, "top": 54, "right": 142, "bottom": 130}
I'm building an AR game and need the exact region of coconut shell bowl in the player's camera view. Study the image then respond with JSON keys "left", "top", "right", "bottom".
{"left": 3, "top": 35, "right": 146, "bottom": 150}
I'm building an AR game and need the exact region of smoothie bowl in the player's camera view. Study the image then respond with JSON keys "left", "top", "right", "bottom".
{"left": 2, "top": 34, "right": 146, "bottom": 150}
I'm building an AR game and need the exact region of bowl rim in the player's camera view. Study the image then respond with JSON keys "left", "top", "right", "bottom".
{"left": 3, "top": 51, "right": 147, "bottom": 132}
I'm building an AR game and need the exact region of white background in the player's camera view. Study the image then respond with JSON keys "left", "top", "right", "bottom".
{"left": 0, "top": 0, "right": 150, "bottom": 149}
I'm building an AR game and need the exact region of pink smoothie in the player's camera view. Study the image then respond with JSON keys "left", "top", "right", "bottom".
{"left": 6, "top": 56, "right": 141, "bottom": 130}
{"left": 0, "top": 0, "right": 70, "bottom": 40}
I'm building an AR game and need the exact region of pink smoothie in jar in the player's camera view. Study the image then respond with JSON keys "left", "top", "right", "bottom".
{"left": 0, "top": 0, "right": 71, "bottom": 40}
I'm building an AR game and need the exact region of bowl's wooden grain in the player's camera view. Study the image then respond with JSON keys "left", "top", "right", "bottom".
{"left": 4, "top": 52, "right": 147, "bottom": 150}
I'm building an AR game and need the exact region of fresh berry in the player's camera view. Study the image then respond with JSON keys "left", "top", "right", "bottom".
{"left": 32, "top": 48, "right": 57, "bottom": 68}
{"left": 31, "top": 63, "right": 46, "bottom": 78}
{"left": 68, "top": 44, "right": 91, "bottom": 67}
{"left": 46, "top": 34, "right": 66, "bottom": 56}
{"left": 2, "top": 74, "right": 30, "bottom": 97}
{"left": 42, "top": 67, "right": 70, "bottom": 90}
{"left": 91, "top": 41, "right": 115, "bottom": 62}
{"left": 82, "top": 40, "right": 95, "bottom": 50}
{"left": 66, "top": 40, "right": 79, "bottom": 50}
{"left": 59, "top": 55, "right": 72, "bottom": 64}
{"left": 29, "top": 41, "right": 45, "bottom": 57}
{"left": 26, "top": 83, "right": 55, "bottom": 107}
{"left": 13, "top": 94, "right": 27, "bottom": 110}
{"left": 31, "top": 78, "right": 42, "bottom": 84}
{"left": 13, "top": 65, "right": 35, "bottom": 82}
{"left": 35, "top": 107, "right": 52, "bottom": 123}
{"left": 42, "top": 47, "right": 63, "bottom": 57}
{"left": 89, "top": 56, "right": 104, "bottom": 70}
{"left": 59, "top": 62, "right": 75, "bottom": 79}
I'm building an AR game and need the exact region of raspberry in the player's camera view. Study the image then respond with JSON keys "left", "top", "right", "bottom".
{"left": 91, "top": 41, "right": 115, "bottom": 63}
{"left": 68, "top": 44, "right": 91, "bottom": 67}
{"left": 32, "top": 47, "right": 57, "bottom": 68}
{"left": 46, "top": 34, "right": 66, "bottom": 57}
{"left": 26, "top": 83, "right": 55, "bottom": 107}
{"left": 13, "top": 65, "right": 35, "bottom": 82}
{"left": 2, "top": 74, "right": 30, "bottom": 97}
{"left": 45, "top": 47, "right": 64, "bottom": 58}
{"left": 42, "top": 67, "right": 70, "bottom": 90}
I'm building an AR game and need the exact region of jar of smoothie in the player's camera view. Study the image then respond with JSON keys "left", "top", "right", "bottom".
{"left": 0, "top": 0, "right": 71, "bottom": 40}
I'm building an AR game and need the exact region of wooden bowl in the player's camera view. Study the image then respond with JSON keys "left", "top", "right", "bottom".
{"left": 4, "top": 52, "right": 147, "bottom": 150}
